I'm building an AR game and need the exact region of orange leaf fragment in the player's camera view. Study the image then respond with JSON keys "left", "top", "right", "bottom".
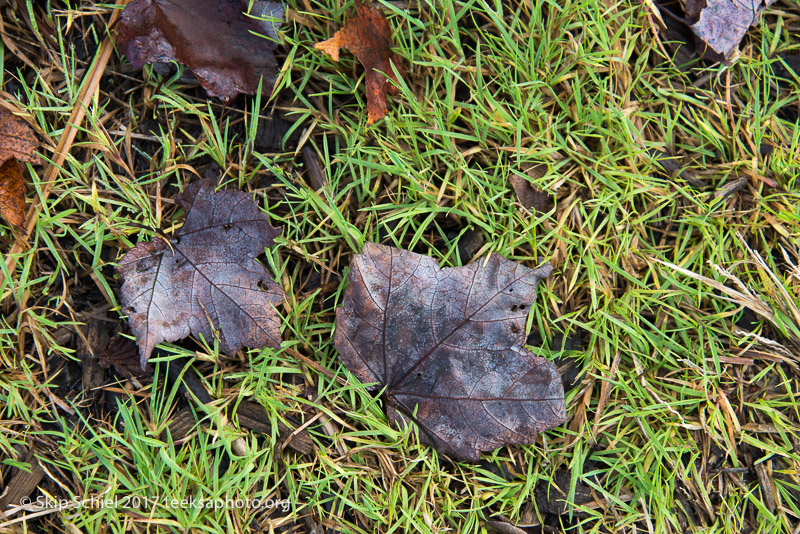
{"left": 314, "top": 2, "right": 402, "bottom": 124}
{"left": 0, "top": 160, "right": 26, "bottom": 229}
{"left": 0, "top": 108, "right": 40, "bottom": 230}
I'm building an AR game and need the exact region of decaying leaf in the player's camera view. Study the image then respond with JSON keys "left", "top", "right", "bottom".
{"left": 509, "top": 164, "right": 554, "bottom": 214}
{"left": 78, "top": 318, "right": 152, "bottom": 394}
{"left": 0, "top": 160, "right": 26, "bottom": 229}
{"left": 98, "top": 335, "right": 154, "bottom": 381}
{"left": 334, "top": 242, "right": 565, "bottom": 461}
{"left": 117, "top": 181, "right": 285, "bottom": 369}
{"left": 686, "top": 0, "right": 777, "bottom": 60}
{"left": 314, "top": 1, "right": 402, "bottom": 124}
{"left": 116, "top": 0, "right": 284, "bottom": 102}
{"left": 0, "top": 108, "right": 40, "bottom": 229}
{"left": 534, "top": 468, "right": 595, "bottom": 515}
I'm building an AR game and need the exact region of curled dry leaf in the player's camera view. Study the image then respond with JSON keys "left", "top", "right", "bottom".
{"left": 117, "top": 181, "right": 285, "bottom": 369}
{"left": 117, "top": 0, "right": 284, "bottom": 102}
{"left": 686, "top": 0, "right": 777, "bottom": 60}
{"left": 0, "top": 108, "right": 40, "bottom": 229}
{"left": 335, "top": 242, "right": 566, "bottom": 461}
{"left": 314, "top": 1, "right": 402, "bottom": 124}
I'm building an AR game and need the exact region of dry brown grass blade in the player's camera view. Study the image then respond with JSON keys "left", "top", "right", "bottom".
{"left": 652, "top": 257, "right": 800, "bottom": 348}
{"left": 741, "top": 237, "right": 800, "bottom": 331}
{"left": 651, "top": 257, "right": 775, "bottom": 322}
{"left": 0, "top": 8, "right": 121, "bottom": 297}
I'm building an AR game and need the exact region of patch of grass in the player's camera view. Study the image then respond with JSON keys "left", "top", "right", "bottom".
{"left": 1, "top": 0, "right": 799, "bottom": 532}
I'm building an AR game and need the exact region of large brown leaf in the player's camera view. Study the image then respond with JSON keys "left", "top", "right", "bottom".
{"left": 686, "top": 0, "right": 777, "bottom": 60}
{"left": 117, "top": 181, "right": 285, "bottom": 369}
{"left": 334, "top": 242, "right": 565, "bottom": 461}
{"left": 0, "top": 108, "right": 40, "bottom": 229}
{"left": 314, "top": 1, "right": 402, "bottom": 124}
{"left": 116, "top": 0, "right": 284, "bottom": 102}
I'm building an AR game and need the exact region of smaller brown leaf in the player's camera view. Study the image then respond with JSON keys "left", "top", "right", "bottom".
{"left": 509, "top": 164, "right": 554, "bottom": 214}
{"left": 117, "top": 180, "right": 286, "bottom": 369}
{"left": 687, "top": 0, "right": 777, "bottom": 60}
{"left": 314, "top": 1, "right": 402, "bottom": 124}
{"left": 97, "top": 336, "right": 153, "bottom": 380}
{"left": 0, "top": 108, "right": 40, "bottom": 230}
{"left": 0, "top": 109, "right": 40, "bottom": 166}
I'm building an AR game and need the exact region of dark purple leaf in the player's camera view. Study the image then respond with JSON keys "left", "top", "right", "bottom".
{"left": 334, "top": 242, "right": 565, "bottom": 461}
{"left": 117, "top": 180, "right": 285, "bottom": 369}
{"left": 687, "top": 0, "right": 777, "bottom": 60}
{"left": 117, "top": 0, "right": 284, "bottom": 102}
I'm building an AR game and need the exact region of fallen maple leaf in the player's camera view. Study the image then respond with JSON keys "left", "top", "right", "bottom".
{"left": 0, "top": 108, "right": 40, "bottom": 230}
{"left": 686, "top": 0, "right": 777, "bottom": 60}
{"left": 314, "top": 1, "right": 402, "bottom": 124}
{"left": 117, "top": 181, "right": 285, "bottom": 369}
{"left": 334, "top": 242, "right": 566, "bottom": 461}
{"left": 116, "top": 0, "right": 284, "bottom": 102}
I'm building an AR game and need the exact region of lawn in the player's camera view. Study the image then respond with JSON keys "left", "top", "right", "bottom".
{"left": 1, "top": 0, "right": 800, "bottom": 532}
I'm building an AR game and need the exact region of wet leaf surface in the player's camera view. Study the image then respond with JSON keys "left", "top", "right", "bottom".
{"left": 116, "top": 0, "right": 284, "bottom": 102}
{"left": 314, "top": 1, "right": 402, "bottom": 124}
{"left": 0, "top": 108, "right": 39, "bottom": 229}
{"left": 117, "top": 181, "right": 285, "bottom": 368}
{"left": 687, "top": 0, "right": 777, "bottom": 59}
{"left": 334, "top": 242, "right": 565, "bottom": 461}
